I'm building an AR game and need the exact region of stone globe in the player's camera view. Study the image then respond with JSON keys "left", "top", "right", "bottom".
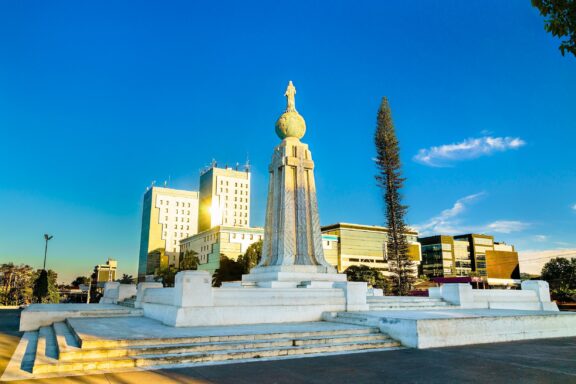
{"left": 275, "top": 111, "right": 306, "bottom": 140}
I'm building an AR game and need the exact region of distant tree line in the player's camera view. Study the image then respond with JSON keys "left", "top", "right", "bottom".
{"left": 540, "top": 257, "right": 576, "bottom": 302}
{"left": 0, "top": 263, "right": 60, "bottom": 305}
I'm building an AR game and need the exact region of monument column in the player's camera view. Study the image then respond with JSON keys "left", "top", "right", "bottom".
{"left": 242, "top": 81, "right": 346, "bottom": 287}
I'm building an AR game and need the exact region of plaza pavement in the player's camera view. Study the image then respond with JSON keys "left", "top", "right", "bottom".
{"left": 1, "top": 309, "right": 575, "bottom": 384}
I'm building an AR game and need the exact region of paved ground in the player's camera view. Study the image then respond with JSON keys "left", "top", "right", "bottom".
{"left": 1, "top": 309, "right": 575, "bottom": 384}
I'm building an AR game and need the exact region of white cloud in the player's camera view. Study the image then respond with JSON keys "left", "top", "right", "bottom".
{"left": 415, "top": 192, "right": 485, "bottom": 236}
{"left": 414, "top": 136, "right": 526, "bottom": 167}
{"left": 482, "top": 220, "right": 530, "bottom": 234}
{"left": 534, "top": 235, "right": 548, "bottom": 242}
{"left": 519, "top": 249, "right": 576, "bottom": 275}
{"left": 572, "top": 203, "right": 576, "bottom": 211}
{"left": 416, "top": 193, "right": 529, "bottom": 236}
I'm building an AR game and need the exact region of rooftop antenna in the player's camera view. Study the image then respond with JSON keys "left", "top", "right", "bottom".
{"left": 244, "top": 152, "right": 250, "bottom": 172}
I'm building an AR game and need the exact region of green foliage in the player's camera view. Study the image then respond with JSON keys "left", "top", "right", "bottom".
{"left": 32, "top": 269, "right": 60, "bottom": 304}
{"left": 179, "top": 250, "right": 199, "bottom": 271}
{"left": 540, "top": 257, "right": 576, "bottom": 291}
{"left": 71, "top": 276, "right": 90, "bottom": 287}
{"left": 532, "top": 0, "right": 576, "bottom": 57}
{"left": 212, "top": 255, "right": 245, "bottom": 287}
{"left": 33, "top": 270, "right": 49, "bottom": 302}
{"left": 345, "top": 265, "right": 392, "bottom": 294}
{"left": 551, "top": 286, "right": 576, "bottom": 302}
{"left": 119, "top": 274, "right": 135, "bottom": 284}
{"left": 237, "top": 240, "right": 263, "bottom": 274}
{"left": 155, "top": 266, "right": 178, "bottom": 287}
{"left": 374, "top": 97, "right": 414, "bottom": 296}
{"left": 1, "top": 263, "right": 35, "bottom": 305}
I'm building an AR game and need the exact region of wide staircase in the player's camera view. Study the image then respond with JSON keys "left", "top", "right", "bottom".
{"left": 367, "top": 296, "right": 455, "bottom": 311}
{"left": 2, "top": 318, "right": 402, "bottom": 381}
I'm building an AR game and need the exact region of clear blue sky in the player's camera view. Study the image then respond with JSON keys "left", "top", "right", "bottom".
{"left": 1, "top": 1, "right": 574, "bottom": 283}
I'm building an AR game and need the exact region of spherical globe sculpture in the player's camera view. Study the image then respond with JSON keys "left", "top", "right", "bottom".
{"left": 275, "top": 111, "right": 306, "bottom": 140}
{"left": 275, "top": 80, "right": 306, "bottom": 140}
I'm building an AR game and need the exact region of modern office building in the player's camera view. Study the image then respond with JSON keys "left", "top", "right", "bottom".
{"left": 419, "top": 234, "right": 520, "bottom": 281}
{"left": 138, "top": 186, "right": 200, "bottom": 281}
{"left": 320, "top": 223, "right": 422, "bottom": 277}
{"left": 419, "top": 235, "right": 472, "bottom": 277}
{"left": 198, "top": 165, "right": 251, "bottom": 233}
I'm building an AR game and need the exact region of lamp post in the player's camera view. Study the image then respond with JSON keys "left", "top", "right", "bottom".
{"left": 43, "top": 234, "right": 53, "bottom": 270}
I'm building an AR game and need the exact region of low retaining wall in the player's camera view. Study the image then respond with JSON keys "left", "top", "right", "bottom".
{"left": 99, "top": 282, "right": 137, "bottom": 304}
{"left": 429, "top": 281, "right": 558, "bottom": 311}
{"left": 139, "top": 270, "right": 363, "bottom": 327}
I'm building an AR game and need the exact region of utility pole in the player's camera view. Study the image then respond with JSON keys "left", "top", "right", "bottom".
{"left": 43, "top": 234, "right": 53, "bottom": 270}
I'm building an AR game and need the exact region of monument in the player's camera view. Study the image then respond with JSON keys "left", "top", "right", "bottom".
{"left": 242, "top": 81, "right": 346, "bottom": 288}
{"left": 6, "top": 82, "right": 576, "bottom": 381}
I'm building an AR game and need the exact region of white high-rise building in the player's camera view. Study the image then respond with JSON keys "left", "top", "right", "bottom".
{"left": 138, "top": 186, "right": 200, "bottom": 280}
{"left": 198, "top": 165, "right": 251, "bottom": 233}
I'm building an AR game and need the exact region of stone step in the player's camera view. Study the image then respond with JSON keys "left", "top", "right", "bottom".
{"left": 57, "top": 332, "right": 393, "bottom": 361}
{"left": 73, "top": 323, "right": 383, "bottom": 350}
{"left": 33, "top": 339, "right": 401, "bottom": 374}
{"left": 369, "top": 301, "right": 451, "bottom": 308}
{"left": 368, "top": 304, "right": 454, "bottom": 311}
{"left": 367, "top": 297, "right": 443, "bottom": 303}
{"left": 33, "top": 326, "right": 58, "bottom": 371}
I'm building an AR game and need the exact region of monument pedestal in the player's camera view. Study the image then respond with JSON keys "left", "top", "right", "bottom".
{"left": 242, "top": 265, "right": 347, "bottom": 288}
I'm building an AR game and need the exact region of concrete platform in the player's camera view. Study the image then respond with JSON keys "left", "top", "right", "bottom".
{"left": 19, "top": 304, "right": 143, "bottom": 331}
{"left": 326, "top": 308, "right": 576, "bottom": 348}
{"left": 2, "top": 317, "right": 401, "bottom": 381}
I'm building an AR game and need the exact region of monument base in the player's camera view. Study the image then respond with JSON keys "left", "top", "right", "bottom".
{"left": 242, "top": 265, "right": 347, "bottom": 288}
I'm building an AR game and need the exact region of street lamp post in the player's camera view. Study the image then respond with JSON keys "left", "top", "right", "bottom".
{"left": 43, "top": 234, "right": 53, "bottom": 270}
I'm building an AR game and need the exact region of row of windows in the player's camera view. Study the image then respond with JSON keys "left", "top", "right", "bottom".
{"left": 159, "top": 200, "right": 193, "bottom": 207}
{"left": 168, "top": 225, "right": 191, "bottom": 230}
{"left": 203, "top": 233, "right": 219, "bottom": 242}
{"left": 220, "top": 180, "right": 248, "bottom": 188}
{"left": 164, "top": 208, "right": 192, "bottom": 215}
{"left": 219, "top": 188, "right": 249, "bottom": 196}
{"left": 233, "top": 212, "right": 249, "bottom": 217}
{"left": 165, "top": 216, "right": 191, "bottom": 223}
{"left": 225, "top": 218, "right": 248, "bottom": 225}
{"left": 164, "top": 231, "right": 190, "bottom": 237}
{"left": 231, "top": 233, "right": 262, "bottom": 241}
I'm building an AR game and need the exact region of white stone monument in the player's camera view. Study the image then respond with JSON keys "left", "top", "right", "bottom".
{"left": 242, "top": 81, "right": 347, "bottom": 288}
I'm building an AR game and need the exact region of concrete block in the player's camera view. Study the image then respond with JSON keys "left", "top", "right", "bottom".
{"left": 135, "top": 282, "right": 163, "bottom": 308}
{"left": 173, "top": 270, "right": 213, "bottom": 307}
{"left": 335, "top": 281, "right": 369, "bottom": 311}
{"left": 118, "top": 284, "right": 137, "bottom": 302}
{"left": 439, "top": 283, "right": 474, "bottom": 306}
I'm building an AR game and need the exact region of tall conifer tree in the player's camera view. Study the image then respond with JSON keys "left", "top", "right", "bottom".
{"left": 374, "top": 97, "right": 414, "bottom": 295}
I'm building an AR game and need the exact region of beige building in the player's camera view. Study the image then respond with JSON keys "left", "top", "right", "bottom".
{"left": 180, "top": 227, "right": 343, "bottom": 275}
{"left": 180, "top": 226, "right": 264, "bottom": 273}
{"left": 198, "top": 165, "right": 251, "bottom": 233}
{"left": 138, "top": 186, "right": 200, "bottom": 280}
{"left": 93, "top": 258, "right": 117, "bottom": 288}
{"left": 320, "top": 223, "right": 422, "bottom": 277}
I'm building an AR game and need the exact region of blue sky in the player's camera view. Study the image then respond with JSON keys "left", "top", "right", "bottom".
{"left": 1, "top": 1, "right": 574, "bottom": 282}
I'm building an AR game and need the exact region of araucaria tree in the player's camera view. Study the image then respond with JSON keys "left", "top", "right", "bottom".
{"left": 374, "top": 97, "right": 414, "bottom": 296}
